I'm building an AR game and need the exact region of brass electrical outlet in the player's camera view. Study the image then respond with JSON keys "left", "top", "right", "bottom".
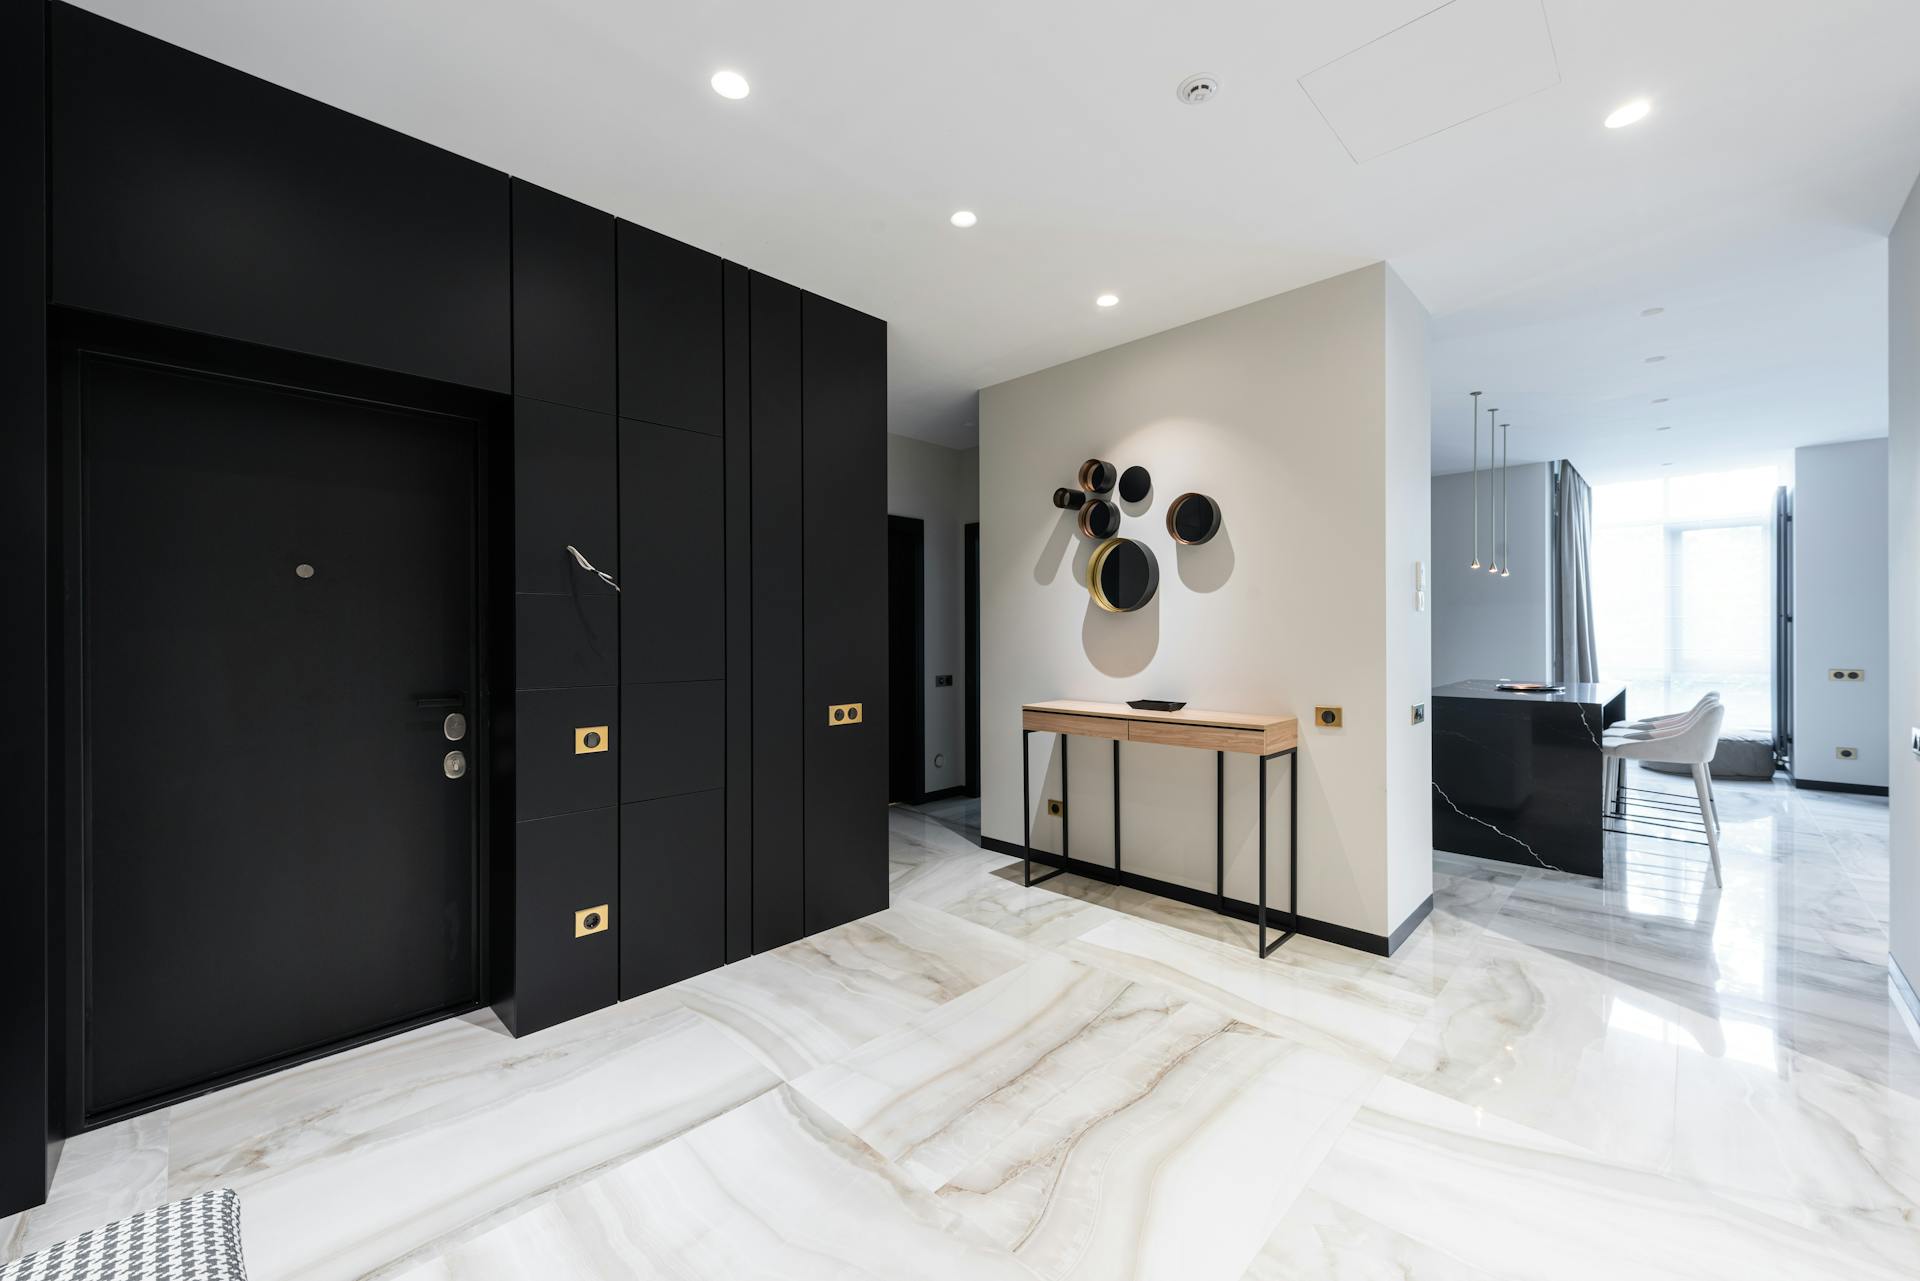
{"left": 1314, "top": 706, "right": 1343, "bottom": 728}
{"left": 827, "top": 702, "right": 864, "bottom": 726}
{"left": 574, "top": 904, "right": 609, "bottom": 937}
{"left": 574, "top": 725, "right": 609, "bottom": 754}
{"left": 1828, "top": 668, "right": 1866, "bottom": 682}
{"left": 1837, "top": 746, "right": 1859, "bottom": 761}
{"left": 1047, "top": 798, "right": 1064, "bottom": 817}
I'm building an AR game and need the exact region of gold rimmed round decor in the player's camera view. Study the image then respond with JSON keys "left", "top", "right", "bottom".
{"left": 1086, "top": 537, "right": 1160, "bottom": 613}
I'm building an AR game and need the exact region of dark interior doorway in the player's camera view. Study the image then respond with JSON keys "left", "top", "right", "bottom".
{"left": 72, "top": 347, "right": 482, "bottom": 1122}
{"left": 964, "top": 522, "right": 980, "bottom": 798}
{"left": 887, "top": 515, "right": 924, "bottom": 804}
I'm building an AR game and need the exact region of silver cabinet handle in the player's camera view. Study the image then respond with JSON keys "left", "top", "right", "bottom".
{"left": 565, "top": 545, "right": 620, "bottom": 593}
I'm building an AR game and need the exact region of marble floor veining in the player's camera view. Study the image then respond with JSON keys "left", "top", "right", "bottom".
{"left": 4, "top": 771, "right": 1916, "bottom": 1279}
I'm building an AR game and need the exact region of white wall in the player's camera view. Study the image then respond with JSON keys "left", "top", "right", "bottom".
{"left": 886, "top": 434, "right": 979, "bottom": 794}
{"left": 1793, "top": 438, "right": 1889, "bottom": 788}
{"left": 1428, "top": 462, "right": 1554, "bottom": 687}
{"left": 1890, "top": 173, "right": 1920, "bottom": 998}
{"left": 978, "top": 263, "right": 1433, "bottom": 943}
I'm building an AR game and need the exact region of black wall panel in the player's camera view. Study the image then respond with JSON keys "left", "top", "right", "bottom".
{"left": 514, "top": 688, "right": 618, "bottom": 821}
{"left": 516, "top": 595, "right": 618, "bottom": 692}
{"left": 501, "top": 809, "right": 618, "bottom": 1036}
{"left": 747, "top": 275, "right": 806, "bottom": 952}
{"left": 619, "top": 793, "right": 724, "bottom": 998}
{"left": 2, "top": 0, "right": 52, "bottom": 1221}
{"left": 512, "top": 181, "right": 614, "bottom": 414}
{"left": 801, "top": 294, "right": 890, "bottom": 934}
{"left": 514, "top": 399, "right": 617, "bottom": 596}
{"left": 722, "top": 263, "right": 752, "bottom": 962}
{"left": 619, "top": 421, "right": 724, "bottom": 681}
{"left": 49, "top": 5, "right": 510, "bottom": 392}
{"left": 622, "top": 681, "right": 725, "bottom": 803}
{"left": 617, "top": 223, "right": 722, "bottom": 435}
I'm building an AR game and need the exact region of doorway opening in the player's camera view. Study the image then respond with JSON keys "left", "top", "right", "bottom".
{"left": 887, "top": 515, "right": 926, "bottom": 803}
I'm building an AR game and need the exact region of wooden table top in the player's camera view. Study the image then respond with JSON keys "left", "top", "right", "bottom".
{"left": 1021, "top": 700, "right": 1297, "bottom": 754}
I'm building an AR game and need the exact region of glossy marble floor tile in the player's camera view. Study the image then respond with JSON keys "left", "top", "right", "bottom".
{"left": 5, "top": 775, "right": 1912, "bottom": 1281}
{"left": 794, "top": 951, "right": 1373, "bottom": 1280}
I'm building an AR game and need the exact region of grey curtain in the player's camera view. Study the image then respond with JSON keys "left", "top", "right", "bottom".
{"left": 1556, "top": 461, "right": 1599, "bottom": 684}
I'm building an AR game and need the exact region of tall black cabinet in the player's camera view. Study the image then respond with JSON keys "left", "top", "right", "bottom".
{"left": 4, "top": 1, "right": 889, "bottom": 1217}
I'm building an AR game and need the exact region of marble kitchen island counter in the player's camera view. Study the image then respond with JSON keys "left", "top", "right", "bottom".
{"left": 1430, "top": 680, "right": 1626, "bottom": 879}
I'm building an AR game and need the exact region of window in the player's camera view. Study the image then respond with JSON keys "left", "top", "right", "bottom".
{"left": 1592, "top": 466, "right": 1778, "bottom": 731}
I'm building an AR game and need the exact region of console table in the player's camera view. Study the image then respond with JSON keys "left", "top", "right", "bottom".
{"left": 1019, "top": 700, "right": 1300, "bottom": 956}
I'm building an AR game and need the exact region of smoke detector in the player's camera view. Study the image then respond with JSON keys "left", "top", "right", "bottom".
{"left": 1176, "top": 74, "right": 1219, "bottom": 105}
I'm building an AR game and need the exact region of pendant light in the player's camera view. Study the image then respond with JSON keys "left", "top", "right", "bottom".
{"left": 1485, "top": 405, "right": 1500, "bottom": 573}
{"left": 1468, "top": 391, "right": 1482, "bottom": 569}
{"left": 1499, "top": 422, "right": 1511, "bottom": 577}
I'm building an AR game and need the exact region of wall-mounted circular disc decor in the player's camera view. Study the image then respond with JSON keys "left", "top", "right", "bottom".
{"left": 1118, "top": 465, "right": 1152, "bottom": 503}
{"left": 1086, "top": 537, "right": 1160, "bottom": 612}
{"left": 1166, "top": 492, "right": 1222, "bottom": 544}
{"left": 1077, "top": 458, "right": 1117, "bottom": 494}
{"left": 1076, "top": 499, "right": 1120, "bottom": 539}
{"left": 1052, "top": 487, "right": 1087, "bottom": 511}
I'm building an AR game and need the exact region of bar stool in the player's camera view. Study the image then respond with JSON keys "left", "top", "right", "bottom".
{"left": 1610, "top": 691, "right": 1719, "bottom": 735}
{"left": 1601, "top": 701, "right": 1727, "bottom": 887}
{"left": 1603, "top": 694, "right": 1720, "bottom": 823}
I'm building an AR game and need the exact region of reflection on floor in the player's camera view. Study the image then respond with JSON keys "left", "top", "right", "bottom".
{"left": 5, "top": 771, "right": 1916, "bottom": 1279}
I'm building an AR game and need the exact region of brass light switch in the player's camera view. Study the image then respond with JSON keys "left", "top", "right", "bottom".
{"left": 1314, "top": 706, "right": 1343, "bottom": 728}
{"left": 575, "top": 904, "right": 609, "bottom": 937}
{"left": 827, "top": 703, "right": 863, "bottom": 727}
{"left": 575, "top": 725, "right": 610, "bottom": 754}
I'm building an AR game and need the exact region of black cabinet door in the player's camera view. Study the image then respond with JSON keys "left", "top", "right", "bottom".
{"left": 801, "top": 293, "right": 889, "bottom": 934}
{"left": 503, "top": 809, "right": 619, "bottom": 1036}
{"left": 747, "top": 274, "right": 805, "bottom": 952}
{"left": 513, "top": 687, "right": 618, "bottom": 822}
{"left": 620, "top": 792, "right": 724, "bottom": 998}
{"left": 722, "top": 262, "right": 752, "bottom": 962}
{"left": 515, "top": 399, "right": 617, "bottom": 597}
{"left": 617, "top": 222, "right": 722, "bottom": 435}
{"left": 512, "top": 181, "right": 614, "bottom": 414}
{"left": 622, "top": 681, "right": 725, "bottom": 804}
{"left": 619, "top": 420, "right": 723, "bottom": 682}
{"left": 50, "top": 5, "right": 509, "bottom": 391}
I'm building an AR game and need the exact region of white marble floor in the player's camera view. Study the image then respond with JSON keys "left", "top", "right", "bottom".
{"left": 5, "top": 771, "right": 1916, "bottom": 1279}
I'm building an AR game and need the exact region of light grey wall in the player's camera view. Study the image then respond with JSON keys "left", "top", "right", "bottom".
{"left": 1890, "top": 173, "right": 1920, "bottom": 998}
{"left": 1793, "top": 438, "right": 1889, "bottom": 788}
{"left": 886, "top": 433, "right": 979, "bottom": 794}
{"left": 1429, "top": 462, "right": 1554, "bottom": 687}
{"left": 978, "top": 263, "right": 1432, "bottom": 941}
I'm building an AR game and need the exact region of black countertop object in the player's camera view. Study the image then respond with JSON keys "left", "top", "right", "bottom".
{"left": 1431, "top": 681, "right": 1625, "bottom": 879}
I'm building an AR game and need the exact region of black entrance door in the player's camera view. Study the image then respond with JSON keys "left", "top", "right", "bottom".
{"left": 886, "top": 515, "right": 924, "bottom": 804}
{"left": 80, "top": 353, "right": 479, "bottom": 1119}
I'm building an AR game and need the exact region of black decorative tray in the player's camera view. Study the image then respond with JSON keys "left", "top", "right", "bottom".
{"left": 1127, "top": 699, "right": 1186, "bottom": 711}
{"left": 1495, "top": 682, "right": 1564, "bottom": 693}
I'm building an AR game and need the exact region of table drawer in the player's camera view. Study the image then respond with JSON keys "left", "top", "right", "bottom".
{"left": 1127, "top": 719, "right": 1268, "bottom": 754}
{"left": 1023, "top": 708, "right": 1129, "bottom": 740}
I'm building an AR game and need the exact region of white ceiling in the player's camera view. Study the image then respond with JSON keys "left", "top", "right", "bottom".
{"left": 75, "top": 0, "right": 1920, "bottom": 471}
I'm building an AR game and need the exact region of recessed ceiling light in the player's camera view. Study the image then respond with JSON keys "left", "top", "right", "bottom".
{"left": 1644, "top": 355, "right": 1666, "bottom": 363}
{"left": 710, "top": 70, "right": 750, "bottom": 100}
{"left": 1605, "top": 98, "right": 1651, "bottom": 129}
{"left": 1651, "top": 396, "right": 1669, "bottom": 404}
{"left": 949, "top": 210, "right": 977, "bottom": 228}
{"left": 1641, "top": 306, "right": 1665, "bottom": 317}
{"left": 1096, "top": 293, "right": 1119, "bottom": 308}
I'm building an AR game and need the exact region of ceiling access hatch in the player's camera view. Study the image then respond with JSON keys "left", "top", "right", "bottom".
{"left": 1300, "top": 0, "right": 1561, "bottom": 162}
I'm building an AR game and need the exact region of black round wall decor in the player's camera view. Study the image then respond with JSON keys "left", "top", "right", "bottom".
{"left": 1052, "top": 487, "right": 1087, "bottom": 511}
{"left": 1118, "top": 465, "right": 1152, "bottom": 503}
{"left": 1077, "top": 458, "right": 1117, "bottom": 494}
{"left": 1086, "top": 537, "right": 1160, "bottom": 613}
{"left": 1076, "top": 499, "right": 1120, "bottom": 540}
{"left": 1166, "top": 492, "right": 1222, "bottom": 545}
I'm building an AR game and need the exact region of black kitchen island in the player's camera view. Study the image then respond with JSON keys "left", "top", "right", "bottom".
{"left": 1431, "top": 680, "right": 1626, "bottom": 879}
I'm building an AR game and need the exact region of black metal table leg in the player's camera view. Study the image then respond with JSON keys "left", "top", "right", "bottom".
{"left": 1113, "top": 737, "right": 1122, "bottom": 885}
{"left": 1022, "top": 726, "right": 1062, "bottom": 887}
{"left": 1260, "top": 748, "right": 1297, "bottom": 957}
{"left": 1215, "top": 750, "right": 1224, "bottom": 912}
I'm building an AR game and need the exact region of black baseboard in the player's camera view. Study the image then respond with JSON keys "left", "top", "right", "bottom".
{"left": 919, "top": 785, "right": 969, "bottom": 804}
{"left": 980, "top": 836, "right": 1430, "bottom": 957}
{"left": 1792, "top": 777, "right": 1890, "bottom": 797}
